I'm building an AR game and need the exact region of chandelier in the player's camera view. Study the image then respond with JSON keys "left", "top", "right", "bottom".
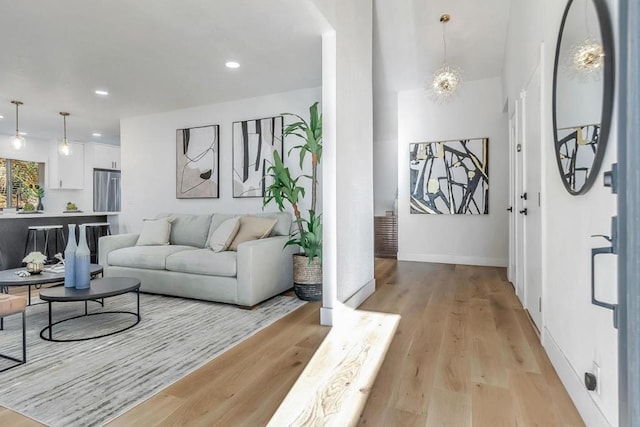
{"left": 430, "top": 14, "right": 463, "bottom": 102}
{"left": 9, "top": 100, "right": 25, "bottom": 150}
{"left": 571, "top": 38, "right": 604, "bottom": 75}
{"left": 569, "top": 0, "right": 604, "bottom": 80}
{"left": 59, "top": 112, "right": 71, "bottom": 156}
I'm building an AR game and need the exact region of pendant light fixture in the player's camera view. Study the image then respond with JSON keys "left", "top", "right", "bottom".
{"left": 571, "top": 40, "right": 604, "bottom": 76}
{"left": 569, "top": 1, "right": 603, "bottom": 79}
{"left": 429, "top": 14, "right": 463, "bottom": 103}
{"left": 9, "top": 100, "right": 25, "bottom": 150}
{"left": 59, "top": 112, "right": 71, "bottom": 156}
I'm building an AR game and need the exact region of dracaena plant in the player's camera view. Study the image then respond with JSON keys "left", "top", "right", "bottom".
{"left": 264, "top": 102, "right": 322, "bottom": 263}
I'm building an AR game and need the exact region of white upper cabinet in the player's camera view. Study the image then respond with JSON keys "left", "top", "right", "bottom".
{"left": 93, "top": 144, "right": 121, "bottom": 170}
{"left": 49, "top": 142, "right": 85, "bottom": 189}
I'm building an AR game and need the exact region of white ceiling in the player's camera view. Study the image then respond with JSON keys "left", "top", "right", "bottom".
{"left": 372, "top": 0, "right": 511, "bottom": 139}
{"left": 0, "top": 1, "right": 512, "bottom": 146}
{"left": 0, "top": 0, "right": 324, "bottom": 145}
{"left": 374, "top": 0, "right": 511, "bottom": 91}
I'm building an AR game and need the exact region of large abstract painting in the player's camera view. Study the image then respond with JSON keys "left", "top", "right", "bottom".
{"left": 176, "top": 125, "right": 219, "bottom": 199}
{"left": 232, "top": 116, "right": 283, "bottom": 198}
{"left": 556, "top": 124, "right": 599, "bottom": 192}
{"left": 409, "top": 138, "right": 489, "bottom": 214}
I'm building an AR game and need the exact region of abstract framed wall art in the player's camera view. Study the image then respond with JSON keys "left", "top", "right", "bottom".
{"left": 409, "top": 138, "right": 489, "bottom": 214}
{"left": 176, "top": 125, "right": 219, "bottom": 199}
{"left": 232, "top": 116, "right": 283, "bottom": 198}
{"left": 556, "top": 124, "right": 600, "bottom": 192}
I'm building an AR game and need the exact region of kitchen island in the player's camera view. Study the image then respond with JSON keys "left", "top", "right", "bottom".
{"left": 0, "top": 212, "right": 119, "bottom": 269}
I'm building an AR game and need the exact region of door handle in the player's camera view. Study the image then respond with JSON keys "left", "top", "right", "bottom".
{"left": 507, "top": 207, "right": 513, "bottom": 212}
{"left": 590, "top": 228, "right": 618, "bottom": 328}
{"left": 519, "top": 208, "right": 528, "bottom": 215}
{"left": 520, "top": 193, "right": 528, "bottom": 200}
{"left": 591, "top": 244, "right": 616, "bottom": 308}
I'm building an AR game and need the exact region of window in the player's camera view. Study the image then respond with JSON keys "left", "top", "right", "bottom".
{"left": 0, "top": 158, "right": 45, "bottom": 209}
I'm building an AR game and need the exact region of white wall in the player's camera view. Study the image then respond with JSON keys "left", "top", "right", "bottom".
{"left": 373, "top": 90, "right": 399, "bottom": 215}
{"left": 118, "top": 87, "right": 321, "bottom": 234}
{"left": 373, "top": 137, "right": 397, "bottom": 215}
{"left": 311, "top": 0, "right": 375, "bottom": 318}
{"left": 397, "top": 77, "right": 509, "bottom": 267}
{"left": 503, "top": 0, "right": 619, "bottom": 425}
{"left": 372, "top": 3, "right": 399, "bottom": 215}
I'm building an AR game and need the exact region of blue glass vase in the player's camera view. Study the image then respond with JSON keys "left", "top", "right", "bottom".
{"left": 64, "top": 224, "right": 77, "bottom": 288}
{"left": 75, "top": 224, "right": 91, "bottom": 289}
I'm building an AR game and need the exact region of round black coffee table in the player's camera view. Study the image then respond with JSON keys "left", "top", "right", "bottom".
{"left": 0, "top": 264, "right": 103, "bottom": 305}
{"left": 39, "top": 277, "right": 141, "bottom": 342}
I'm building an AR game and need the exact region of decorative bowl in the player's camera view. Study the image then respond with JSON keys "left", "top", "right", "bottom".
{"left": 26, "top": 262, "right": 44, "bottom": 275}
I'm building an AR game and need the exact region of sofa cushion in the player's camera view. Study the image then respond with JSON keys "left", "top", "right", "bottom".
{"left": 253, "top": 212, "right": 292, "bottom": 237}
{"left": 166, "top": 249, "right": 237, "bottom": 277}
{"left": 167, "top": 214, "right": 213, "bottom": 248}
{"left": 206, "top": 216, "right": 240, "bottom": 252}
{"left": 207, "top": 212, "right": 292, "bottom": 238}
{"left": 229, "top": 216, "right": 277, "bottom": 251}
{"left": 108, "top": 245, "right": 196, "bottom": 270}
{"left": 208, "top": 213, "right": 237, "bottom": 236}
{"left": 136, "top": 218, "right": 173, "bottom": 246}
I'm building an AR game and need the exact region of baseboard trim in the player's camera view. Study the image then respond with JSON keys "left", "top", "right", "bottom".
{"left": 543, "top": 328, "right": 611, "bottom": 427}
{"left": 320, "top": 307, "right": 333, "bottom": 326}
{"left": 397, "top": 253, "right": 507, "bottom": 267}
{"left": 320, "top": 279, "right": 376, "bottom": 326}
{"left": 342, "top": 278, "right": 376, "bottom": 310}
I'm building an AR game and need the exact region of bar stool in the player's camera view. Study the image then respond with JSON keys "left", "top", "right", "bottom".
{"left": 0, "top": 294, "right": 27, "bottom": 372}
{"left": 23, "top": 225, "right": 66, "bottom": 263}
{"left": 83, "top": 222, "right": 112, "bottom": 264}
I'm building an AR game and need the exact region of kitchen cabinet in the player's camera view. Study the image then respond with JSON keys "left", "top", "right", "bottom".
{"left": 49, "top": 142, "right": 84, "bottom": 189}
{"left": 93, "top": 144, "right": 121, "bottom": 170}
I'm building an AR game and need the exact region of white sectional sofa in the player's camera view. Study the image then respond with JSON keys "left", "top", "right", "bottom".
{"left": 98, "top": 212, "right": 297, "bottom": 307}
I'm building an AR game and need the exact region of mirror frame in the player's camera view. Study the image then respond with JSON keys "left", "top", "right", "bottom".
{"left": 552, "top": 0, "right": 615, "bottom": 196}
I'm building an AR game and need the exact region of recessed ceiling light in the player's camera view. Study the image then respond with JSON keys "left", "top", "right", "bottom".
{"left": 19, "top": 132, "right": 27, "bottom": 136}
{"left": 92, "top": 132, "right": 102, "bottom": 137}
{"left": 0, "top": 115, "right": 3, "bottom": 119}
{"left": 225, "top": 61, "right": 240, "bottom": 69}
{"left": 95, "top": 90, "right": 109, "bottom": 96}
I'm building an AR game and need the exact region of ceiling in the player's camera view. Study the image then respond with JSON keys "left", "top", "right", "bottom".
{"left": 0, "top": 1, "right": 324, "bottom": 145}
{"left": 0, "top": 1, "right": 512, "bottom": 146}
{"left": 372, "top": 0, "right": 511, "bottom": 139}
{"left": 374, "top": 0, "right": 511, "bottom": 91}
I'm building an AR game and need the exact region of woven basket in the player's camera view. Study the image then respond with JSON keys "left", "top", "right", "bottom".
{"left": 293, "top": 254, "right": 322, "bottom": 301}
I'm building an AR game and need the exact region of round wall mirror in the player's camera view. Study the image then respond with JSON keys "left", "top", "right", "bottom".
{"left": 552, "top": 0, "right": 614, "bottom": 195}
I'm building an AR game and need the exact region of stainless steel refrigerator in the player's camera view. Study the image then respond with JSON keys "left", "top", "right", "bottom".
{"left": 93, "top": 169, "right": 121, "bottom": 212}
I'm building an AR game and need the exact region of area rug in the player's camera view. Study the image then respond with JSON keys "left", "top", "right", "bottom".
{"left": 0, "top": 292, "right": 305, "bottom": 426}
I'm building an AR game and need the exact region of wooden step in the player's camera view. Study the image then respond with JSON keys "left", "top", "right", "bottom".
{"left": 268, "top": 309, "right": 400, "bottom": 426}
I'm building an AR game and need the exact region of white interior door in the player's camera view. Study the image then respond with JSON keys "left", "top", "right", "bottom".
{"left": 508, "top": 116, "right": 517, "bottom": 284}
{"left": 523, "top": 65, "right": 543, "bottom": 330}
{"left": 515, "top": 98, "right": 525, "bottom": 300}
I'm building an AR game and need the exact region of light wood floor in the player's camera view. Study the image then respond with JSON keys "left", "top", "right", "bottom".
{"left": 0, "top": 260, "right": 583, "bottom": 426}
{"left": 358, "top": 259, "right": 584, "bottom": 426}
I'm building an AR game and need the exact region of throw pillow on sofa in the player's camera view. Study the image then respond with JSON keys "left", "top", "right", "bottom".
{"left": 206, "top": 216, "right": 241, "bottom": 252}
{"left": 136, "top": 217, "right": 173, "bottom": 246}
{"left": 166, "top": 213, "right": 213, "bottom": 248}
{"left": 228, "top": 216, "right": 278, "bottom": 251}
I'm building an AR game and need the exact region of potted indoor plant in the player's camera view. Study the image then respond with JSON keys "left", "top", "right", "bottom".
{"left": 264, "top": 102, "right": 322, "bottom": 301}
{"left": 35, "top": 184, "right": 45, "bottom": 211}
{"left": 28, "top": 184, "right": 45, "bottom": 211}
